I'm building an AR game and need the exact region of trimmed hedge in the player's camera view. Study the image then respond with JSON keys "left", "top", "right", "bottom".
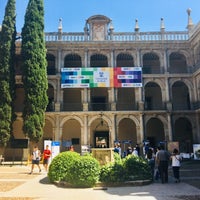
{"left": 99, "top": 154, "right": 152, "bottom": 183}
{"left": 48, "top": 152, "right": 152, "bottom": 187}
{"left": 48, "top": 151, "right": 100, "bottom": 187}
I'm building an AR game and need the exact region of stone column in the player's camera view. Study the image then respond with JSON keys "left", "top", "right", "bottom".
{"left": 139, "top": 114, "right": 144, "bottom": 144}
{"left": 108, "top": 88, "right": 116, "bottom": 111}
{"left": 82, "top": 115, "right": 88, "bottom": 145}
{"left": 53, "top": 115, "right": 61, "bottom": 142}
{"left": 82, "top": 89, "right": 88, "bottom": 111}
{"left": 167, "top": 113, "right": 172, "bottom": 141}
{"left": 84, "top": 49, "right": 88, "bottom": 67}
{"left": 110, "top": 49, "right": 114, "bottom": 68}
{"left": 164, "top": 49, "right": 169, "bottom": 73}
{"left": 136, "top": 48, "right": 141, "bottom": 66}
{"left": 165, "top": 77, "right": 172, "bottom": 111}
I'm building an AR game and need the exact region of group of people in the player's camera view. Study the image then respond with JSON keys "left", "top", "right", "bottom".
{"left": 114, "top": 143, "right": 141, "bottom": 157}
{"left": 114, "top": 142, "right": 182, "bottom": 184}
{"left": 29, "top": 145, "right": 51, "bottom": 174}
{"left": 146, "top": 145, "right": 182, "bottom": 184}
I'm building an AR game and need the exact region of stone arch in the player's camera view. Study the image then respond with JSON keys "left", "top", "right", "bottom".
{"left": 117, "top": 115, "right": 140, "bottom": 127}
{"left": 173, "top": 117, "right": 193, "bottom": 152}
{"left": 171, "top": 81, "right": 191, "bottom": 110}
{"left": 60, "top": 115, "right": 84, "bottom": 128}
{"left": 169, "top": 52, "right": 187, "bottom": 73}
{"left": 90, "top": 53, "right": 108, "bottom": 67}
{"left": 88, "top": 114, "right": 112, "bottom": 128}
{"left": 142, "top": 52, "right": 161, "bottom": 74}
{"left": 60, "top": 116, "right": 83, "bottom": 152}
{"left": 64, "top": 53, "right": 82, "bottom": 67}
{"left": 116, "top": 52, "right": 134, "bottom": 67}
{"left": 145, "top": 116, "right": 166, "bottom": 147}
{"left": 144, "top": 81, "right": 163, "bottom": 110}
{"left": 46, "top": 53, "right": 56, "bottom": 75}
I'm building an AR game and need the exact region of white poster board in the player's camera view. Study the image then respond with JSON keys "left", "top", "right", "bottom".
{"left": 81, "top": 145, "right": 90, "bottom": 155}
{"left": 193, "top": 144, "right": 200, "bottom": 160}
{"left": 51, "top": 141, "right": 60, "bottom": 160}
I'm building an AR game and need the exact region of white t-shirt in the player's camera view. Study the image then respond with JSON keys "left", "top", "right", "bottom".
{"left": 171, "top": 154, "right": 181, "bottom": 167}
{"left": 32, "top": 150, "right": 41, "bottom": 160}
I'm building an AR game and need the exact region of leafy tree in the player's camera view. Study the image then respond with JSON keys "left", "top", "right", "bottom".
{"left": 0, "top": 0, "right": 16, "bottom": 146}
{"left": 21, "top": 0, "right": 48, "bottom": 142}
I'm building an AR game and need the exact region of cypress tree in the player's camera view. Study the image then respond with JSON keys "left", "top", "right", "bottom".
{"left": 0, "top": 0, "right": 16, "bottom": 146}
{"left": 21, "top": 0, "right": 48, "bottom": 142}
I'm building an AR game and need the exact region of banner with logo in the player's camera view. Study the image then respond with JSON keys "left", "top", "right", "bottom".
{"left": 61, "top": 67, "right": 142, "bottom": 88}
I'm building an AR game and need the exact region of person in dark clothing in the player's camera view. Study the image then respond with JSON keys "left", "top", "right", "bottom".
{"left": 156, "top": 145, "right": 170, "bottom": 184}
{"left": 147, "top": 148, "right": 155, "bottom": 181}
{"left": 126, "top": 146, "right": 132, "bottom": 156}
{"left": 135, "top": 144, "right": 140, "bottom": 156}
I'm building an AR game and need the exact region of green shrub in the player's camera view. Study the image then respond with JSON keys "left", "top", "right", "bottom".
{"left": 48, "top": 152, "right": 100, "bottom": 188}
{"left": 67, "top": 155, "right": 100, "bottom": 187}
{"left": 99, "top": 162, "right": 125, "bottom": 183}
{"left": 48, "top": 151, "right": 80, "bottom": 182}
{"left": 124, "top": 155, "right": 152, "bottom": 180}
{"left": 99, "top": 155, "right": 152, "bottom": 183}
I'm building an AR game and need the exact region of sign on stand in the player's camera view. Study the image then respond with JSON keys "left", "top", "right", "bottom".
{"left": 193, "top": 144, "right": 200, "bottom": 160}
{"left": 51, "top": 141, "right": 60, "bottom": 159}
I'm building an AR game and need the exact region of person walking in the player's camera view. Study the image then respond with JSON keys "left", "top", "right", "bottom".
{"left": 156, "top": 145, "right": 170, "bottom": 184}
{"left": 171, "top": 148, "right": 182, "bottom": 183}
{"left": 29, "top": 146, "right": 41, "bottom": 174}
{"left": 43, "top": 145, "right": 51, "bottom": 171}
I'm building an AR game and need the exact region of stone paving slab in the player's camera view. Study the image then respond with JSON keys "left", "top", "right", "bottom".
{"left": 0, "top": 166, "right": 200, "bottom": 200}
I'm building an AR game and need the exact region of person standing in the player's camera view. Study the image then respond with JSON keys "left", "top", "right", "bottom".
{"left": 135, "top": 144, "right": 140, "bottom": 156}
{"left": 126, "top": 146, "right": 132, "bottom": 156}
{"left": 132, "top": 147, "right": 138, "bottom": 156}
{"left": 171, "top": 148, "right": 182, "bottom": 183}
{"left": 29, "top": 146, "right": 41, "bottom": 174}
{"left": 156, "top": 145, "right": 170, "bottom": 184}
{"left": 147, "top": 148, "right": 155, "bottom": 181}
{"left": 43, "top": 145, "right": 51, "bottom": 171}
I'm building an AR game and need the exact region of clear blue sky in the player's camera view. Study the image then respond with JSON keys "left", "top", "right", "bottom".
{"left": 0, "top": 0, "right": 200, "bottom": 33}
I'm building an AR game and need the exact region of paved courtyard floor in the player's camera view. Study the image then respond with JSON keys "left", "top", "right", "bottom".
{"left": 0, "top": 164, "right": 200, "bottom": 200}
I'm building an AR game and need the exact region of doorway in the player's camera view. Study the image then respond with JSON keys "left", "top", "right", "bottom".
{"left": 94, "top": 131, "right": 109, "bottom": 148}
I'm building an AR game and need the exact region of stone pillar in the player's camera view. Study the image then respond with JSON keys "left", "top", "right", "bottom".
{"left": 165, "top": 77, "right": 172, "bottom": 111}
{"left": 57, "top": 48, "right": 62, "bottom": 73}
{"left": 167, "top": 114, "right": 172, "bottom": 141}
{"left": 108, "top": 88, "right": 116, "bottom": 111}
{"left": 83, "top": 115, "right": 88, "bottom": 145}
{"left": 136, "top": 48, "right": 141, "bottom": 66}
{"left": 82, "top": 89, "right": 88, "bottom": 111}
{"left": 54, "top": 115, "right": 61, "bottom": 141}
{"left": 84, "top": 49, "right": 88, "bottom": 67}
{"left": 163, "top": 49, "right": 168, "bottom": 73}
{"left": 139, "top": 114, "right": 144, "bottom": 144}
{"left": 87, "top": 126, "right": 91, "bottom": 146}
{"left": 110, "top": 114, "right": 116, "bottom": 148}
{"left": 110, "top": 49, "right": 114, "bottom": 68}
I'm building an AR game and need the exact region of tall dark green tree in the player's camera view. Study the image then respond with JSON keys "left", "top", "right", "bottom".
{"left": 21, "top": 0, "right": 48, "bottom": 142}
{"left": 0, "top": 0, "right": 16, "bottom": 146}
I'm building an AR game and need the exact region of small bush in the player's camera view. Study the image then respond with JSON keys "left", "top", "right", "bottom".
{"left": 124, "top": 156, "right": 152, "bottom": 180}
{"left": 48, "top": 151, "right": 80, "bottom": 182}
{"left": 99, "top": 155, "right": 152, "bottom": 183}
{"left": 99, "top": 162, "right": 125, "bottom": 183}
{"left": 48, "top": 152, "right": 100, "bottom": 187}
{"left": 67, "top": 155, "right": 100, "bottom": 187}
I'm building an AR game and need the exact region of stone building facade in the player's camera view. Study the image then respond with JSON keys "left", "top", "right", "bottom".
{"left": 5, "top": 10, "right": 200, "bottom": 158}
